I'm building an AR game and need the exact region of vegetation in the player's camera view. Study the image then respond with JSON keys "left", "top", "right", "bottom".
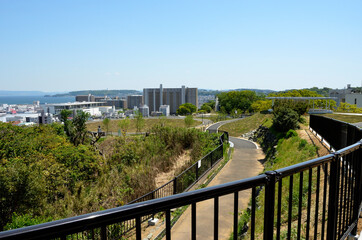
{"left": 60, "top": 110, "right": 90, "bottom": 146}
{"left": 184, "top": 115, "right": 195, "bottom": 128}
{"left": 0, "top": 123, "right": 102, "bottom": 230}
{"left": 87, "top": 118, "right": 201, "bottom": 133}
{"left": 51, "top": 90, "right": 141, "bottom": 97}
{"left": 229, "top": 116, "right": 320, "bottom": 239}
{"left": 336, "top": 102, "right": 362, "bottom": 113}
{"left": 217, "top": 90, "right": 262, "bottom": 114}
{"left": 199, "top": 103, "right": 213, "bottom": 113}
{"left": 270, "top": 88, "right": 328, "bottom": 98}
{"left": 268, "top": 89, "right": 337, "bottom": 110}
{"left": 176, "top": 103, "right": 197, "bottom": 115}
{"left": 219, "top": 113, "right": 273, "bottom": 137}
{"left": 118, "top": 118, "right": 130, "bottom": 137}
{"left": 0, "top": 120, "right": 219, "bottom": 231}
{"left": 134, "top": 111, "right": 145, "bottom": 132}
{"left": 323, "top": 113, "right": 362, "bottom": 123}
{"left": 250, "top": 100, "right": 272, "bottom": 112}
{"left": 102, "top": 118, "right": 110, "bottom": 135}
{"left": 272, "top": 107, "right": 300, "bottom": 132}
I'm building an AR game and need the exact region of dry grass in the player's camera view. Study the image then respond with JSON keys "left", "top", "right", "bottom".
{"left": 87, "top": 118, "right": 201, "bottom": 133}
{"left": 323, "top": 113, "right": 362, "bottom": 123}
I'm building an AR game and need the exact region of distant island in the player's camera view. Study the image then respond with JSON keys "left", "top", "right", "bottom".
{"left": 48, "top": 90, "right": 142, "bottom": 97}
{"left": 1, "top": 87, "right": 336, "bottom": 98}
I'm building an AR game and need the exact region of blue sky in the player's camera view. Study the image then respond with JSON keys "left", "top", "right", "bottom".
{"left": 1, "top": 1, "right": 362, "bottom": 92}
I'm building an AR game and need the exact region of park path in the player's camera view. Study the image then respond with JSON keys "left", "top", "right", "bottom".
{"left": 166, "top": 137, "right": 265, "bottom": 240}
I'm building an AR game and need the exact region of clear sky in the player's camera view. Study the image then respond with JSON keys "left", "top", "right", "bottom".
{"left": 1, "top": 1, "right": 362, "bottom": 92}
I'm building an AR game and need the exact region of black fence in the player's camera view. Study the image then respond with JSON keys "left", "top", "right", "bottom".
{"left": 0, "top": 118, "right": 361, "bottom": 240}
{"left": 108, "top": 131, "right": 228, "bottom": 235}
{"left": 310, "top": 114, "right": 362, "bottom": 149}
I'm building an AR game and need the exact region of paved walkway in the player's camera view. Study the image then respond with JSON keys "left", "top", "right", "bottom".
{"left": 166, "top": 137, "right": 265, "bottom": 240}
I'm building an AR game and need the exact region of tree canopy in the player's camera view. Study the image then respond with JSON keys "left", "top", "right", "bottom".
{"left": 217, "top": 90, "right": 261, "bottom": 114}
{"left": 176, "top": 103, "right": 197, "bottom": 115}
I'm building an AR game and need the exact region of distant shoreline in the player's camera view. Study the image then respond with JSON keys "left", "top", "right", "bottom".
{"left": 0, "top": 96, "right": 75, "bottom": 105}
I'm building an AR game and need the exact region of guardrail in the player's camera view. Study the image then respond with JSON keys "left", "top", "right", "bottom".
{"left": 0, "top": 117, "right": 361, "bottom": 240}
{"left": 112, "top": 131, "right": 228, "bottom": 235}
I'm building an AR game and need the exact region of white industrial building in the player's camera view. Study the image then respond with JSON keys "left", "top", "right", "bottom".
{"left": 159, "top": 105, "right": 170, "bottom": 116}
{"left": 329, "top": 84, "right": 362, "bottom": 108}
{"left": 139, "top": 105, "right": 149, "bottom": 117}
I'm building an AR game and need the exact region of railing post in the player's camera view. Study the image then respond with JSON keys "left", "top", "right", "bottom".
{"left": 211, "top": 150, "right": 214, "bottom": 167}
{"left": 173, "top": 177, "right": 177, "bottom": 194}
{"left": 327, "top": 153, "right": 340, "bottom": 240}
{"left": 264, "top": 171, "right": 277, "bottom": 240}
{"left": 351, "top": 142, "right": 362, "bottom": 235}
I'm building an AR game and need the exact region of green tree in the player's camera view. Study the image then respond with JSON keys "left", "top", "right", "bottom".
{"left": 272, "top": 107, "right": 299, "bottom": 132}
{"left": 217, "top": 90, "right": 260, "bottom": 114}
{"left": 184, "top": 115, "right": 195, "bottom": 128}
{"left": 200, "top": 104, "right": 212, "bottom": 113}
{"left": 102, "top": 118, "right": 110, "bottom": 135}
{"left": 70, "top": 111, "right": 91, "bottom": 146}
{"left": 0, "top": 160, "right": 46, "bottom": 230}
{"left": 176, "top": 103, "right": 197, "bottom": 115}
{"left": 251, "top": 100, "right": 272, "bottom": 112}
{"left": 119, "top": 118, "right": 130, "bottom": 137}
{"left": 135, "top": 111, "right": 145, "bottom": 133}
{"left": 60, "top": 109, "right": 72, "bottom": 137}
{"left": 273, "top": 100, "right": 309, "bottom": 120}
{"left": 60, "top": 110, "right": 90, "bottom": 146}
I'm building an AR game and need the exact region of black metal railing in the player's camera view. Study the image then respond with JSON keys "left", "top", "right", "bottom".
{"left": 0, "top": 118, "right": 361, "bottom": 240}
{"left": 115, "top": 131, "right": 228, "bottom": 235}
{"left": 310, "top": 114, "right": 362, "bottom": 149}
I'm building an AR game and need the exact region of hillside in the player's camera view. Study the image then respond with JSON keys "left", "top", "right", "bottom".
{"left": 50, "top": 90, "right": 142, "bottom": 97}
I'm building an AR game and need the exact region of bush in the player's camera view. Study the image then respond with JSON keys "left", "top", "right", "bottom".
{"left": 176, "top": 103, "right": 197, "bottom": 115}
{"left": 272, "top": 107, "right": 299, "bottom": 132}
{"left": 286, "top": 129, "right": 298, "bottom": 138}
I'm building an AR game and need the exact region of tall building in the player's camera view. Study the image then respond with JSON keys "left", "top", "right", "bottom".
{"left": 139, "top": 105, "right": 149, "bottom": 117}
{"left": 143, "top": 84, "right": 198, "bottom": 114}
{"left": 127, "top": 95, "right": 143, "bottom": 109}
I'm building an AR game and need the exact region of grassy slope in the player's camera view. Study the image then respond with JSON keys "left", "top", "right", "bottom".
{"left": 87, "top": 118, "right": 201, "bottom": 133}
{"left": 323, "top": 113, "right": 362, "bottom": 123}
{"left": 218, "top": 113, "right": 273, "bottom": 137}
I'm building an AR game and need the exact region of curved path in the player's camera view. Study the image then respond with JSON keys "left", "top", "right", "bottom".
{"left": 165, "top": 135, "right": 265, "bottom": 240}
{"left": 206, "top": 118, "right": 243, "bottom": 133}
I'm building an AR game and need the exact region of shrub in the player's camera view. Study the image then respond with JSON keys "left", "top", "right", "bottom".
{"left": 286, "top": 129, "right": 298, "bottom": 138}
{"left": 272, "top": 107, "right": 299, "bottom": 132}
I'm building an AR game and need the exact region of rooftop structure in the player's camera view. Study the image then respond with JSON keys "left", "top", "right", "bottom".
{"left": 44, "top": 102, "right": 105, "bottom": 115}
{"left": 329, "top": 84, "right": 362, "bottom": 108}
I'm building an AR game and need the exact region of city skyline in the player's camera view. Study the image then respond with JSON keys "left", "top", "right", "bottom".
{"left": 1, "top": 1, "right": 362, "bottom": 92}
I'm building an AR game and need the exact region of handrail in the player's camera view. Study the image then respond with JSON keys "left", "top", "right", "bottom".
{"left": 128, "top": 131, "right": 228, "bottom": 204}
{"left": 1, "top": 138, "right": 360, "bottom": 239}
{"left": 0, "top": 174, "right": 267, "bottom": 239}
{"left": 0, "top": 117, "right": 361, "bottom": 240}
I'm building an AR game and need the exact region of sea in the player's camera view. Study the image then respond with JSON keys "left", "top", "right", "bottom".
{"left": 0, "top": 96, "right": 75, "bottom": 105}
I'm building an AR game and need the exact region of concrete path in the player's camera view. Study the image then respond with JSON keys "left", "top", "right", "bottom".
{"left": 166, "top": 137, "right": 264, "bottom": 240}
{"left": 206, "top": 118, "right": 243, "bottom": 133}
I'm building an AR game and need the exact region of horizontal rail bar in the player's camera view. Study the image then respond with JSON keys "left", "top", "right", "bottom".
{"left": 0, "top": 174, "right": 266, "bottom": 240}
{"left": 276, "top": 141, "right": 361, "bottom": 177}
{"left": 0, "top": 129, "right": 360, "bottom": 240}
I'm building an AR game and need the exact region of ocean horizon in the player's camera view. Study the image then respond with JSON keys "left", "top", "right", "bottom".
{"left": 0, "top": 96, "right": 75, "bottom": 105}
